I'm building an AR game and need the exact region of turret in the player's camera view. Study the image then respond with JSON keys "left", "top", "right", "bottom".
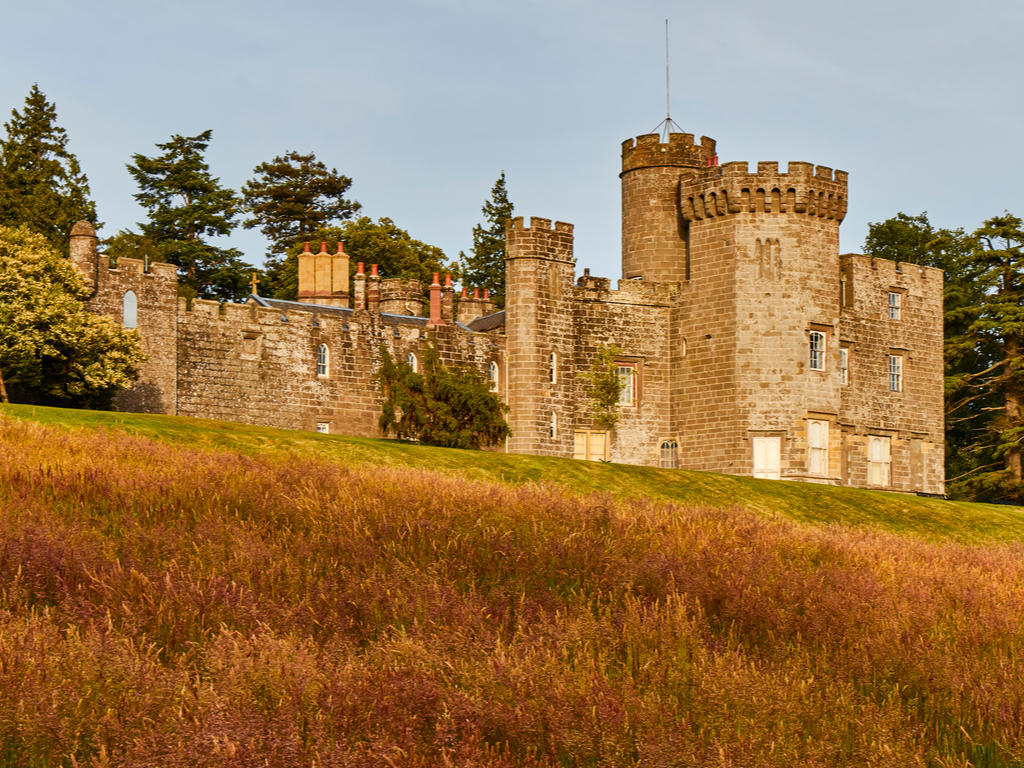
{"left": 69, "top": 220, "right": 98, "bottom": 294}
{"left": 620, "top": 132, "right": 717, "bottom": 283}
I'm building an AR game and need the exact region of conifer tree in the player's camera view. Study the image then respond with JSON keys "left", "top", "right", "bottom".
{"left": 127, "top": 130, "right": 252, "bottom": 301}
{"left": 0, "top": 85, "right": 97, "bottom": 248}
{"left": 461, "top": 172, "right": 513, "bottom": 309}
{"left": 241, "top": 151, "right": 360, "bottom": 269}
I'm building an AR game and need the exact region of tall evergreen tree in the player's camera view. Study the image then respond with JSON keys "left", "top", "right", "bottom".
{"left": 461, "top": 172, "right": 513, "bottom": 309}
{"left": 241, "top": 150, "right": 360, "bottom": 260}
{"left": 127, "top": 130, "right": 252, "bottom": 301}
{"left": 0, "top": 85, "right": 97, "bottom": 248}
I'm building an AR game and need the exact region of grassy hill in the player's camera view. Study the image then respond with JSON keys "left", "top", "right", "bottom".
{"left": 2, "top": 404, "right": 1024, "bottom": 767}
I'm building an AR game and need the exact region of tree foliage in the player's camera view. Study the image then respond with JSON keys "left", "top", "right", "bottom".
{"left": 241, "top": 150, "right": 361, "bottom": 264}
{"left": 0, "top": 225, "right": 145, "bottom": 408}
{"left": 127, "top": 130, "right": 252, "bottom": 301}
{"left": 461, "top": 172, "right": 513, "bottom": 309}
{"left": 864, "top": 211, "right": 1024, "bottom": 502}
{"left": 0, "top": 85, "right": 98, "bottom": 249}
{"left": 376, "top": 344, "right": 510, "bottom": 449}
{"left": 267, "top": 217, "right": 455, "bottom": 301}
{"left": 581, "top": 344, "right": 623, "bottom": 430}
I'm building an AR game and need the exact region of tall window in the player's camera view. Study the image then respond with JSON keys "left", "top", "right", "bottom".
{"left": 868, "top": 436, "right": 891, "bottom": 486}
{"left": 549, "top": 352, "right": 557, "bottom": 384}
{"left": 809, "top": 331, "right": 826, "bottom": 371}
{"left": 660, "top": 441, "right": 679, "bottom": 469}
{"left": 752, "top": 437, "right": 781, "bottom": 480}
{"left": 888, "top": 291, "right": 902, "bottom": 320}
{"left": 123, "top": 290, "right": 138, "bottom": 329}
{"left": 840, "top": 348, "right": 849, "bottom": 385}
{"left": 808, "top": 420, "right": 829, "bottom": 475}
{"left": 618, "top": 365, "right": 637, "bottom": 406}
{"left": 549, "top": 410, "right": 557, "bottom": 439}
{"left": 489, "top": 361, "right": 499, "bottom": 392}
{"left": 407, "top": 352, "right": 418, "bottom": 373}
{"left": 889, "top": 355, "right": 903, "bottom": 392}
{"left": 317, "top": 344, "right": 329, "bottom": 377}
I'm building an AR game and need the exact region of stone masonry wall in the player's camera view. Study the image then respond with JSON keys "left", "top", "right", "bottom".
{"left": 176, "top": 299, "right": 504, "bottom": 437}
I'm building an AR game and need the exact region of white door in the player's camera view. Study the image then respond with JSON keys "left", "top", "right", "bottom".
{"left": 753, "top": 437, "right": 781, "bottom": 479}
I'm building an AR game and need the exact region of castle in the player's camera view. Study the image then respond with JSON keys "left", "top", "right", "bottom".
{"left": 68, "top": 128, "right": 945, "bottom": 495}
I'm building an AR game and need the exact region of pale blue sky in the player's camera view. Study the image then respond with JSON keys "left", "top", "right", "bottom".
{"left": 2, "top": 0, "right": 1021, "bottom": 281}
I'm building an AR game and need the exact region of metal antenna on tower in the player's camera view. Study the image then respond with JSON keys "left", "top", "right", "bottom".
{"left": 651, "top": 19, "right": 684, "bottom": 141}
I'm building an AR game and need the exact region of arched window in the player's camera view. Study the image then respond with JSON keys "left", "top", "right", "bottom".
{"left": 317, "top": 344, "right": 329, "bottom": 377}
{"left": 660, "top": 441, "right": 679, "bottom": 469}
{"left": 488, "top": 361, "right": 499, "bottom": 392}
{"left": 123, "top": 290, "right": 138, "bottom": 329}
{"left": 407, "top": 352, "right": 418, "bottom": 373}
{"left": 549, "top": 352, "right": 557, "bottom": 384}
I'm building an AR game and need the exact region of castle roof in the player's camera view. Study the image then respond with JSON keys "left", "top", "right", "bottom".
{"left": 467, "top": 310, "right": 505, "bottom": 332}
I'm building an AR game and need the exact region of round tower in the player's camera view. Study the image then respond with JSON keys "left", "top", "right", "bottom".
{"left": 620, "top": 132, "right": 717, "bottom": 283}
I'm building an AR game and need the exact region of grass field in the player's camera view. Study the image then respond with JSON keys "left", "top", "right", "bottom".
{"left": 2, "top": 404, "right": 1024, "bottom": 767}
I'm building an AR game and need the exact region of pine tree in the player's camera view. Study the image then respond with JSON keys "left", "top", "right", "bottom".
{"left": 461, "top": 172, "right": 513, "bottom": 309}
{"left": 0, "top": 85, "right": 98, "bottom": 248}
{"left": 127, "top": 130, "right": 252, "bottom": 301}
{"left": 241, "top": 151, "right": 360, "bottom": 274}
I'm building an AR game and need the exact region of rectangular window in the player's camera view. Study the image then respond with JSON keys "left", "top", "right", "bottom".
{"left": 316, "top": 422, "right": 330, "bottom": 434}
{"left": 809, "top": 331, "right": 826, "bottom": 371}
{"left": 888, "top": 291, "right": 902, "bottom": 320}
{"left": 617, "top": 364, "right": 638, "bottom": 407}
{"left": 752, "top": 436, "right": 781, "bottom": 480}
{"left": 840, "top": 348, "right": 849, "bottom": 385}
{"left": 574, "top": 431, "right": 607, "bottom": 462}
{"left": 808, "top": 420, "right": 829, "bottom": 475}
{"left": 868, "top": 436, "right": 891, "bottom": 486}
{"left": 889, "top": 355, "right": 903, "bottom": 392}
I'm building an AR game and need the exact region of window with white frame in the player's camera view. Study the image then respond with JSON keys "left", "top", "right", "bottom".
{"left": 889, "top": 354, "right": 903, "bottom": 392}
{"left": 407, "top": 352, "right": 418, "bottom": 373}
{"left": 808, "top": 420, "right": 829, "bottom": 475}
{"left": 549, "top": 352, "right": 557, "bottom": 384}
{"left": 840, "top": 348, "right": 849, "bottom": 385}
{"left": 888, "top": 291, "right": 902, "bottom": 320}
{"left": 123, "top": 290, "right": 138, "bottom": 329}
{"left": 316, "top": 422, "right": 330, "bottom": 434}
{"left": 809, "top": 331, "right": 826, "bottom": 371}
{"left": 316, "top": 344, "right": 329, "bottom": 377}
{"left": 752, "top": 436, "right": 781, "bottom": 480}
{"left": 617, "top": 364, "right": 638, "bottom": 407}
{"left": 549, "top": 410, "right": 557, "bottom": 439}
{"left": 659, "top": 440, "right": 679, "bottom": 469}
{"left": 868, "top": 436, "right": 891, "bottom": 486}
{"left": 488, "top": 361, "right": 499, "bottom": 392}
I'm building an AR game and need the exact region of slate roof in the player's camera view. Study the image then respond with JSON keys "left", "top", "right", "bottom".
{"left": 466, "top": 310, "right": 506, "bottom": 332}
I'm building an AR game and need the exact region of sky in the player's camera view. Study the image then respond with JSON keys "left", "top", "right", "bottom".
{"left": 1, "top": 0, "right": 1022, "bottom": 283}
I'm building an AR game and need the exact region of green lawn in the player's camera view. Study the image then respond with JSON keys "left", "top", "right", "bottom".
{"left": 4, "top": 402, "right": 1022, "bottom": 543}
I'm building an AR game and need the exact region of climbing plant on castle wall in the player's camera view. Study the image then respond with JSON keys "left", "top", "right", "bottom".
{"left": 0, "top": 225, "right": 145, "bottom": 408}
{"left": 376, "top": 344, "right": 510, "bottom": 449}
{"left": 0, "top": 85, "right": 98, "bottom": 250}
{"left": 581, "top": 344, "right": 624, "bottom": 430}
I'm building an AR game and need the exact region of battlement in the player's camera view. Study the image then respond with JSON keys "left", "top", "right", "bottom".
{"left": 621, "top": 133, "right": 717, "bottom": 175}
{"left": 380, "top": 277, "right": 425, "bottom": 316}
{"left": 506, "top": 217, "right": 575, "bottom": 264}
{"left": 680, "top": 160, "right": 848, "bottom": 223}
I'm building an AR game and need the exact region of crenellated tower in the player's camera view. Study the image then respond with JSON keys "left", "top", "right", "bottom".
{"left": 620, "top": 132, "right": 717, "bottom": 282}
{"left": 504, "top": 217, "right": 576, "bottom": 457}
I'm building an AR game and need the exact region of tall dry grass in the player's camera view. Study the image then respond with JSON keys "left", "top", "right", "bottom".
{"left": 0, "top": 415, "right": 1022, "bottom": 766}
